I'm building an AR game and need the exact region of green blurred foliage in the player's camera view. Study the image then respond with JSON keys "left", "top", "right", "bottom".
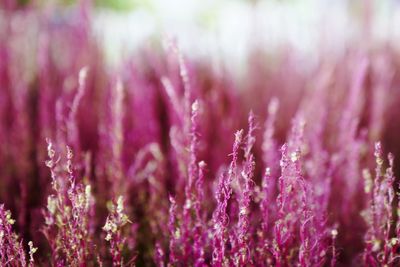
{"left": 16, "top": 0, "right": 30, "bottom": 6}
{"left": 94, "top": 0, "right": 152, "bottom": 12}
{"left": 16, "top": 0, "right": 152, "bottom": 12}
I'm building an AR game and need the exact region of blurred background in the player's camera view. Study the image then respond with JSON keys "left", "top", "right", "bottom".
{"left": 5, "top": 0, "right": 400, "bottom": 72}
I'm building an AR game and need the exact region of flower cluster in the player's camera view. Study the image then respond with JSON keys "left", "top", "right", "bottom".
{"left": 103, "top": 196, "right": 131, "bottom": 266}
{"left": 362, "top": 142, "right": 399, "bottom": 265}
{"left": 0, "top": 205, "right": 36, "bottom": 266}
{"left": 43, "top": 139, "right": 96, "bottom": 265}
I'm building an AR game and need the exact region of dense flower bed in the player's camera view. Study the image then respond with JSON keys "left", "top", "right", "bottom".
{"left": 1, "top": 2, "right": 400, "bottom": 266}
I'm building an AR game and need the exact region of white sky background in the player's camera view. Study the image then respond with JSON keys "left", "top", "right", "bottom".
{"left": 93, "top": 0, "right": 400, "bottom": 73}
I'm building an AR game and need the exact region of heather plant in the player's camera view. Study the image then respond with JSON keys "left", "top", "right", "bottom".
{"left": 0, "top": 205, "right": 35, "bottom": 266}
{"left": 2, "top": 1, "right": 400, "bottom": 267}
{"left": 103, "top": 196, "right": 132, "bottom": 266}
{"left": 42, "top": 139, "right": 95, "bottom": 265}
{"left": 362, "top": 142, "right": 399, "bottom": 266}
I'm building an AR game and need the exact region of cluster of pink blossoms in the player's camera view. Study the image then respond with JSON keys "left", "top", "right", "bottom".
{"left": 1, "top": 1, "right": 400, "bottom": 266}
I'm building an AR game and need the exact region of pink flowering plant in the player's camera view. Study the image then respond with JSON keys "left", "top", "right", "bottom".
{"left": 2, "top": 1, "right": 400, "bottom": 266}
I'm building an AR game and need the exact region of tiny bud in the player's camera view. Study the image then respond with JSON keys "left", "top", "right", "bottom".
{"left": 199, "top": 161, "right": 206, "bottom": 168}
{"left": 175, "top": 229, "right": 181, "bottom": 239}
{"left": 66, "top": 146, "right": 73, "bottom": 160}
{"left": 29, "top": 241, "right": 38, "bottom": 255}
{"left": 331, "top": 229, "right": 338, "bottom": 237}
{"left": 362, "top": 169, "right": 372, "bottom": 193}
{"left": 192, "top": 100, "right": 199, "bottom": 112}
{"left": 47, "top": 196, "right": 57, "bottom": 215}
{"left": 290, "top": 152, "right": 298, "bottom": 162}
{"left": 184, "top": 199, "right": 192, "bottom": 209}
{"left": 372, "top": 239, "right": 381, "bottom": 252}
{"left": 79, "top": 67, "right": 89, "bottom": 86}
{"left": 239, "top": 207, "right": 248, "bottom": 216}
{"left": 105, "top": 233, "right": 112, "bottom": 241}
{"left": 46, "top": 139, "right": 55, "bottom": 159}
{"left": 235, "top": 130, "right": 243, "bottom": 143}
{"left": 117, "top": 196, "right": 124, "bottom": 214}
